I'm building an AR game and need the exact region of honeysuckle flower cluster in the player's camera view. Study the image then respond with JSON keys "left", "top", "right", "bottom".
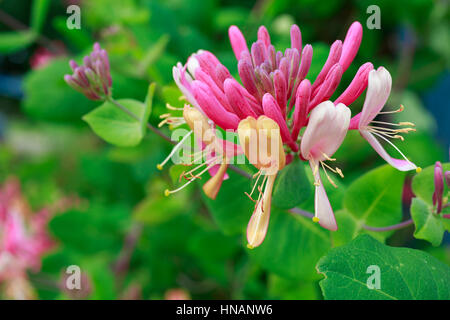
{"left": 157, "top": 21, "right": 422, "bottom": 248}
{"left": 64, "top": 42, "right": 112, "bottom": 101}
{"left": 0, "top": 178, "right": 54, "bottom": 299}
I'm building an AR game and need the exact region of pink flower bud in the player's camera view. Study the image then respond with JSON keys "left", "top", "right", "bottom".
{"left": 238, "top": 59, "right": 260, "bottom": 100}
{"left": 311, "top": 40, "right": 342, "bottom": 94}
{"left": 339, "top": 21, "right": 363, "bottom": 72}
{"left": 262, "top": 93, "right": 298, "bottom": 151}
{"left": 191, "top": 80, "right": 240, "bottom": 130}
{"left": 335, "top": 62, "right": 373, "bottom": 106}
{"left": 292, "top": 79, "right": 311, "bottom": 141}
{"left": 308, "top": 63, "right": 343, "bottom": 112}
{"left": 224, "top": 78, "right": 258, "bottom": 119}
{"left": 229, "top": 25, "right": 249, "bottom": 60}
{"left": 433, "top": 162, "right": 444, "bottom": 213}
{"left": 290, "top": 24, "right": 302, "bottom": 54}
{"left": 257, "top": 26, "right": 271, "bottom": 48}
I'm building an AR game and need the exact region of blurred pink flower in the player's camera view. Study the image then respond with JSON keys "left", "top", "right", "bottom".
{"left": 0, "top": 178, "right": 54, "bottom": 299}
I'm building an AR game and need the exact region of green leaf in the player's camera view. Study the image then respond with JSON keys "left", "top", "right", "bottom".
{"left": 249, "top": 210, "right": 331, "bottom": 280}
{"left": 331, "top": 210, "right": 359, "bottom": 247}
{"left": 202, "top": 170, "right": 253, "bottom": 235}
{"left": 272, "top": 158, "right": 312, "bottom": 209}
{"left": 412, "top": 162, "right": 450, "bottom": 206}
{"left": 0, "top": 31, "right": 36, "bottom": 53}
{"left": 344, "top": 165, "right": 406, "bottom": 241}
{"left": 317, "top": 235, "right": 450, "bottom": 300}
{"left": 410, "top": 198, "right": 445, "bottom": 246}
{"left": 31, "top": 0, "right": 51, "bottom": 33}
{"left": 83, "top": 99, "right": 149, "bottom": 147}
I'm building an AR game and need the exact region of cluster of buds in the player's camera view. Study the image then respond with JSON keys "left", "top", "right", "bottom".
{"left": 64, "top": 42, "right": 112, "bottom": 100}
{"left": 0, "top": 178, "right": 54, "bottom": 299}
{"left": 157, "top": 21, "right": 420, "bottom": 248}
{"left": 433, "top": 162, "right": 450, "bottom": 214}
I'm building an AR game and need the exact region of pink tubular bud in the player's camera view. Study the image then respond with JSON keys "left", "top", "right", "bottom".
{"left": 433, "top": 161, "right": 444, "bottom": 213}
{"left": 256, "top": 67, "right": 274, "bottom": 95}
{"left": 238, "top": 59, "right": 260, "bottom": 100}
{"left": 191, "top": 80, "right": 240, "bottom": 130}
{"left": 291, "top": 79, "right": 311, "bottom": 141}
{"left": 288, "top": 44, "right": 313, "bottom": 110}
{"left": 69, "top": 60, "right": 78, "bottom": 71}
{"left": 215, "top": 64, "right": 232, "bottom": 90}
{"left": 290, "top": 24, "right": 302, "bottom": 55}
{"left": 257, "top": 26, "right": 271, "bottom": 48}
{"left": 223, "top": 78, "right": 258, "bottom": 119}
{"left": 339, "top": 21, "right": 363, "bottom": 72}
{"left": 229, "top": 25, "right": 250, "bottom": 60}
{"left": 308, "top": 63, "right": 343, "bottom": 112}
{"left": 311, "top": 40, "right": 343, "bottom": 94}
{"left": 273, "top": 70, "right": 287, "bottom": 117}
{"left": 334, "top": 62, "right": 373, "bottom": 106}
{"left": 251, "top": 41, "right": 266, "bottom": 67}
{"left": 262, "top": 93, "right": 298, "bottom": 151}
{"left": 286, "top": 49, "right": 300, "bottom": 98}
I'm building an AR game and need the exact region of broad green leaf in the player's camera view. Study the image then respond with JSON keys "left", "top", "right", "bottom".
{"left": 410, "top": 198, "right": 445, "bottom": 246}
{"left": 202, "top": 171, "right": 253, "bottom": 235}
{"left": 249, "top": 210, "right": 331, "bottom": 280}
{"left": 412, "top": 162, "right": 450, "bottom": 206}
{"left": 83, "top": 99, "right": 149, "bottom": 147}
{"left": 317, "top": 235, "right": 450, "bottom": 300}
{"left": 0, "top": 31, "right": 36, "bottom": 53}
{"left": 272, "top": 158, "right": 312, "bottom": 209}
{"left": 344, "top": 165, "right": 406, "bottom": 241}
{"left": 31, "top": 0, "right": 51, "bottom": 34}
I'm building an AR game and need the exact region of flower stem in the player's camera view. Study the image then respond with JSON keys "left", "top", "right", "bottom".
{"left": 362, "top": 219, "right": 414, "bottom": 232}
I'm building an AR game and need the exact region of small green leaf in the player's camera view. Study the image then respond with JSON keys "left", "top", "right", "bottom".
{"left": 249, "top": 209, "right": 331, "bottom": 280}
{"left": 412, "top": 162, "right": 450, "bottom": 206}
{"left": 83, "top": 99, "right": 148, "bottom": 147}
{"left": 0, "top": 31, "right": 36, "bottom": 53}
{"left": 410, "top": 198, "right": 445, "bottom": 246}
{"left": 344, "top": 165, "right": 406, "bottom": 241}
{"left": 317, "top": 235, "right": 450, "bottom": 300}
{"left": 272, "top": 158, "right": 312, "bottom": 209}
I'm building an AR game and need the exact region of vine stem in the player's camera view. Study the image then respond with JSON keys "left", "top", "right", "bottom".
{"left": 107, "top": 97, "right": 174, "bottom": 144}
{"left": 108, "top": 97, "right": 421, "bottom": 233}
